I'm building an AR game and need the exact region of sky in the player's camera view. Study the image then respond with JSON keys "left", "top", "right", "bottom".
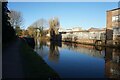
{"left": 7, "top": 0, "right": 120, "bottom": 2}
{"left": 8, "top": 2, "right": 118, "bottom": 30}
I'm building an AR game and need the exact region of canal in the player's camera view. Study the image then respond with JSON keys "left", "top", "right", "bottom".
{"left": 34, "top": 39, "right": 120, "bottom": 78}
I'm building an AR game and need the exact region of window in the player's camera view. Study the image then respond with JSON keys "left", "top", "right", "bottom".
{"left": 112, "top": 15, "right": 119, "bottom": 22}
{"left": 113, "top": 28, "right": 120, "bottom": 35}
{"left": 112, "top": 16, "right": 116, "bottom": 21}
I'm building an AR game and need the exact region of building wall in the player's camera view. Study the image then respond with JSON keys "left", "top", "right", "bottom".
{"left": 113, "top": 27, "right": 120, "bottom": 45}
{"left": 61, "top": 30, "right": 106, "bottom": 45}
{"left": 106, "top": 8, "right": 120, "bottom": 43}
{"left": 107, "top": 11, "right": 112, "bottom": 29}
{"left": 107, "top": 9, "right": 120, "bottom": 29}
{"left": 111, "top": 8, "right": 120, "bottom": 45}
{"left": 106, "top": 11, "right": 113, "bottom": 40}
{"left": 113, "top": 27, "right": 120, "bottom": 40}
{"left": 112, "top": 10, "right": 120, "bottom": 27}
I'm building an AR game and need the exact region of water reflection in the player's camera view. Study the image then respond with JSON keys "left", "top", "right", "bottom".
{"left": 35, "top": 40, "right": 120, "bottom": 78}
{"left": 34, "top": 38, "right": 48, "bottom": 57}
{"left": 48, "top": 41, "right": 60, "bottom": 63}
{"left": 105, "top": 48, "right": 120, "bottom": 78}
{"left": 62, "top": 42, "right": 105, "bottom": 59}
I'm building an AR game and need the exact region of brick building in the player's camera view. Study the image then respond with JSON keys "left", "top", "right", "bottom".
{"left": 106, "top": 8, "right": 120, "bottom": 45}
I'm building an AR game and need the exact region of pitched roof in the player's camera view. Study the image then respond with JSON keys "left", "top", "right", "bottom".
{"left": 88, "top": 27, "right": 100, "bottom": 31}
{"left": 107, "top": 8, "right": 120, "bottom": 12}
{"left": 88, "top": 27, "right": 105, "bottom": 32}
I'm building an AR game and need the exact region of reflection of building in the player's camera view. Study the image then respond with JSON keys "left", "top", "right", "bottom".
{"left": 105, "top": 48, "right": 120, "bottom": 78}
{"left": 107, "top": 8, "right": 120, "bottom": 45}
{"left": 62, "top": 42, "right": 105, "bottom": 59}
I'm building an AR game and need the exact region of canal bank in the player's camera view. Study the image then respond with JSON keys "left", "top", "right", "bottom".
{"left": 20, "top": 38, "right": 59, "bottom": 78}
{"left": 2, "top": 37, "right": 59, "bottom": 78}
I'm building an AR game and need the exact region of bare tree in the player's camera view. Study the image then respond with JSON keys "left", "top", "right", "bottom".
{"left": 29, "top": 18, "right": 48, "bottom": 38}
{"left": 9, "top": 10, "right": 23, "bottom": 28}
{"left": 27, "top": 26, "right": 36, "bottom": 37}
{"left": 49, "top": 17, "right": 60, "bottom": 33}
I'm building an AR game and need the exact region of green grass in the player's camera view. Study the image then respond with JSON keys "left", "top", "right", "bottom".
{"left": 20, "top": 39, "right": 59, "bottom": 78}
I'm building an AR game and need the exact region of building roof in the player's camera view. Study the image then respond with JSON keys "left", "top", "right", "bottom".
{"left": 65, "top": 30, "right": 89, "bottom": 33}
{"left": 88, "top": 27, "right": 100, "bottom": 31}
{"left": 107, "top": 8, "right": 120, "bottom": 12}
{"left": 88, "top": 27, "right": 105, "bottom": 32}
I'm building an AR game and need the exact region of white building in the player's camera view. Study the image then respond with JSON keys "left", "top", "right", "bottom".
{"left": 72, "top": 27, "right": 82, "bottom": 31}
{"left": 61, "top": 27, "right": 106, "bottom": 42}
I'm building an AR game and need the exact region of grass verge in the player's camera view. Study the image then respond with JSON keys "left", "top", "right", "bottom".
{"left": 20, "top": 39, "right": 59, "bottom": 78}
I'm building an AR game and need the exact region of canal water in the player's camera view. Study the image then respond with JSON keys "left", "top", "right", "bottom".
{"left": 34, "top": 39, "right": 120, "bottom": 78}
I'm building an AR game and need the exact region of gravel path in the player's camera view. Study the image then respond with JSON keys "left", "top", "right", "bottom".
{"left": 2, "top": 38, "right": 24, "bottom": 78}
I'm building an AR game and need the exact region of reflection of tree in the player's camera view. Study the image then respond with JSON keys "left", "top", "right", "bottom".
{"left": 48, "top": 42, "right": 59, "bottom": 63}
{"left": 105, "top": 48, "right": 120, "bottom": 78}
{"left": 64, "top": 42, "right": 73, "bottom": 50}
{"left": 34, "top": 39, "right": 48, "bottom": 58}
{"left": 74, "top": 43, "right": 77, "bottom": 48}
{"left": 35, "top": 38, "right": 47, "bottom": 50}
